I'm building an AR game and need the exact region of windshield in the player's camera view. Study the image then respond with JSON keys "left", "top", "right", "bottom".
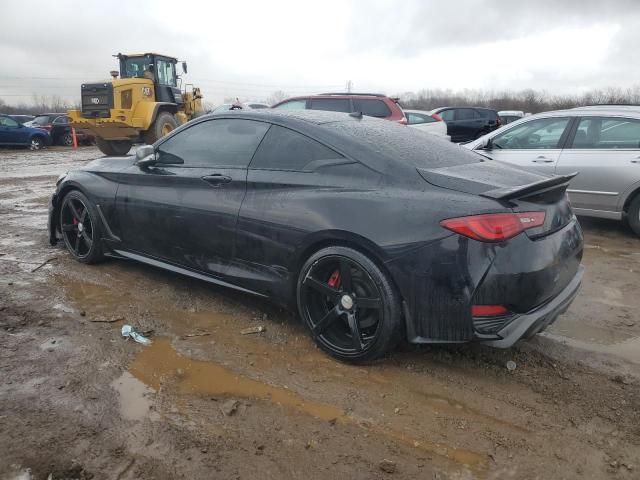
{"left": 122, "top": 57, "right": 154, "bottom": 79}
{"left": 32, "top": 116, "right": 51, "bottom": 126}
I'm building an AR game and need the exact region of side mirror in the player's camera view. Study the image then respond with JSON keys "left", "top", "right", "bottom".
{"left": 182, "top": 61, "right": 188, "bottom": 74}
{"left": 479, "top": 136, "right": 492, "bottom": 150}
{"left": 135, "top": 145, "right": 156, "bottom": 167}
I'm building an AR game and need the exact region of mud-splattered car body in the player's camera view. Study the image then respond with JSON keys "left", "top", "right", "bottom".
{"left": 49, "top": 110, "right": 584, "bottom": 352}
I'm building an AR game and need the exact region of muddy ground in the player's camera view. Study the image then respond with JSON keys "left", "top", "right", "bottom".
{"left": 1, "top": 146, "right": 639, "bottom": 480}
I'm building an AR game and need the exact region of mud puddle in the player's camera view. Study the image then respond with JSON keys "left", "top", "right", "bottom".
{"left": 128, "top": 337, "right": 487, "bottom": 473}
{"left": 111, "top": 371, "right": 159, "bottom": 421}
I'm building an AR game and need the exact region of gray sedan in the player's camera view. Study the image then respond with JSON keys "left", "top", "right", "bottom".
{"left": 464, "top": 107, "right": 640, "bottom": 236}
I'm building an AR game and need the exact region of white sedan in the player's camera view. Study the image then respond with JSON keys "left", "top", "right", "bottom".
{"left": 404, "top": 109, "right": 450, "bottom": 140}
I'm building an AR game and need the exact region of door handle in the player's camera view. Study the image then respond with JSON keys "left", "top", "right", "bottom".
{"left": 532, "top": 156, "right": 554, "bottom": 163}
{"left": 201, "top": 174, "right": 232, "bottom": 186}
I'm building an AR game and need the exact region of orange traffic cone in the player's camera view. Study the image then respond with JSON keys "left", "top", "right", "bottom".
{"left": 72, "top": 128, "right": 78, "bottom": 150}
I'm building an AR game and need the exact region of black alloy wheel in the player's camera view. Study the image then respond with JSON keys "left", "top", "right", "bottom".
{"left": 59, "top": 191, "right": 104, "bottom": 264}
{"left": 298, "top": 246, "right": 402, "bottom": 362}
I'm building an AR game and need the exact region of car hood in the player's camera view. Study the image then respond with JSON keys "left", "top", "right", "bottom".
{"left": 80, "top": 156, "right": 136, "bottom": 173}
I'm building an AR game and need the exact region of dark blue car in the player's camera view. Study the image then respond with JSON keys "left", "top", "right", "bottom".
{"left": 0, "top": 114, "right": 51, "bottom": 150}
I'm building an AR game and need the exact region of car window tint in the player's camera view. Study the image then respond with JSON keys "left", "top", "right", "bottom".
{"left": 0, "top": 116, "right": 19, "bottom": 127}
{"left": 157, "top": 119, "right": 269, "bottom": 167}
{"left": 571, "top": 117, "right": 640, "bottom": 149}
{"left": 493, "top": 117, "right": 570, "bottom": 150}
{"left": 32, "top": 116, "right": 50, "bottom": 126}
{"left": 352, "top": 99, "right": 391, "bottom": 118}
{"left": 273, "top": 99, "right": 307, "bottom": 110}
{"left": 438, "top": 110, "right": 454, "bottom": 122}
{"left": 455, "top": 108, "right": 478, "bottom": 120}
{"left": 309, "top": 98, "right": 350, "bottom": 113}
{"left": 251, "top": 125, "right": 343, "bottom": 171}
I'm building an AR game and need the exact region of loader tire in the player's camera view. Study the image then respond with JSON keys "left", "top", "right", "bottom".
{"left": 96, "top": 138, "right": 133, "bottom": 156}
{"left": 143, "top": 112, "right": 178, "bottom": 145}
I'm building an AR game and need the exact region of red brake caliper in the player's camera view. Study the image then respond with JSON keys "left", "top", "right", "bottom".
{"left": 327, "top": 269, "right": 341, "bottom": 289}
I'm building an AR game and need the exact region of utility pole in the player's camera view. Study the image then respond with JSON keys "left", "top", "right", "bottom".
{"left": 346, "top": 80, "right": 353, "bottom": 93}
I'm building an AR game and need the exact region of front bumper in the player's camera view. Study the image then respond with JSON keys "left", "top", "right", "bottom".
{"left": 483, "top": 265, "right": 584, "bottom": 348}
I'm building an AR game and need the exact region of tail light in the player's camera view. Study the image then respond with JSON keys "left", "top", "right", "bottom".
{"left": 431, "top": 113, "right": 443, "bottom": 122}
{"left": 472, "top": 305, "right": 508, "bottom": 317}
{"left": 440, "top": 212, "right": 545, "bottom": 242}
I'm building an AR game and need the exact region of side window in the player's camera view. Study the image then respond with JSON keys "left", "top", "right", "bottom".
{"left": 352, "top": 99, "right": 391, "bottom": 118}
{"left": 309, "top": 98, "right": 350, "bottom": 113}
{"left": 438, "top": 109, "right": 454, "bottom": 122}
{"left": 455, "top": 108, "right": 478, "bottom": 121}
{"left": 571, "top": 117, "right": 640, "bottom": 149}
{"left": 157, "top": 119, "right": 269, "bottom": 167}
{"left": 250, "top": 125, "right": 343, "bottom": 171}
{"left": 156, "top": 60, "right": 176, "bottom": 86}
{"left": 53, "top": 116, "right": 69, "bottom": 125}
{"left": 0, "top": 116, "right": 19, "bottom": 127}
{"left": 273, "top": 99, "right": 307, "bottom": 110}
{"left": 492, "top": 117, "right": 570, "bottom": 150}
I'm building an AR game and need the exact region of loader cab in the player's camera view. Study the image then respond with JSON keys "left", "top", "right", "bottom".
{"left": 117, "top": 53, "right": 184, "bottom": 106}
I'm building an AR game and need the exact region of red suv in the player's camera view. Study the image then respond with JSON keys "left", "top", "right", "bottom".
{"left": 272, "top": 93, "right": 407, "bottom": 124}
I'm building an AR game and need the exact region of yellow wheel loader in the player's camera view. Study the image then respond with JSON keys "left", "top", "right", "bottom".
{"left": 68, "top": 53, "right": 204, "bottom": 156}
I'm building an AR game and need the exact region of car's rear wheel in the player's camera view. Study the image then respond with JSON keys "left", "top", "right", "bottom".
{"left": 297, "top": 246, "right": 402, "bottom": 362}
{"left": 59, "top": 190, "right": 104, "bottom": 264}
{"left": 30, "top": 136, "right": 44, "bottom": 150}
{"left": 96, "top": 138, "right": 132, "bottom": 156}
{"left": 627, "top": 193, "right": 640, "bottom": 237}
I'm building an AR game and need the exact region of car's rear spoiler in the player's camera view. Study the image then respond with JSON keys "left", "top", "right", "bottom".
{"left": 479, "top": 172, "right": 578, "bottom": 201}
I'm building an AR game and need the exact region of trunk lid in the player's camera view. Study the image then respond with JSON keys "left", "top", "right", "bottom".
{"left": 418, "top": 161, "right": 578, "bottom": 238}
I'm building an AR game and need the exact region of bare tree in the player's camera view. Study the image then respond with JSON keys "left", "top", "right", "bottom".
{"left": 267, "top": 90, "right": 288, "bottom": 106}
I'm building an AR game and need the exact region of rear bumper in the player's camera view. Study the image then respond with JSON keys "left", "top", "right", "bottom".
{"left": 483, "top": 265, "right": 584, "bottom": 348}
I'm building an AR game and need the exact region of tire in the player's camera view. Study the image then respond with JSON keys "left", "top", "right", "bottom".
{"left": 59, "top": 190, "right": 104, "bottom": 264}
{"left": 96, "top": 137, "right": 132, "bottom": 156}
{"left": 61, "top": 132, "right": 73, "bottom": 146}
{"left": 30, "top": 136, "right": 45, "bottom": 150}
{"left": 142, "top": 112, "right": 178, "bottom": 145}
{"left": 297, "top": 246, "right": 402, "bottom": 363}
{"left": 627, "top": 194, "right": 640, "bottom": 237}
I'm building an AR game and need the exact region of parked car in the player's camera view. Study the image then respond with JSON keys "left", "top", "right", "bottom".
{"left": 498, "top": 110, "right": 524, "bottom": 125}
{"left": 26, "top": 113, "right": 95, "bottom": 146}
{"left": 464, "top": 107, "right": 640, "bottom": 236}
{"left": 432, "top": 107, "right": 501, "bottom": 142}
{"left": 49, "top": 110, "right": 583, "bottom": 362}
{"left": 246, "top": 102, "right": 269, "bottom": 109}
{"left": 0, "top": 114, "right": 51, "bottom": 149}
{"left": 404, "top": 109, "right": 450, "bottom": 139}
{"left": 8, "top": 114, "right": 35, "bottom": 125}
{"left": 272, "top": 93, "right": 407, "bottom": 124}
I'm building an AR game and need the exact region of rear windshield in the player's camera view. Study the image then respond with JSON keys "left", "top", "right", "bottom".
{"left": 324, "top": 118, "right": 483, "bottom": 169}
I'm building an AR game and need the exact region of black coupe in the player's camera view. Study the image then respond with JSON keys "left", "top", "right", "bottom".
{"left": 49, "top": 110, "right": 584, "bottom": 362}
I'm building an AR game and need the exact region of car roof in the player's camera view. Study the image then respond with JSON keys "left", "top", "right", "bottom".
{"left": 434, "top": 106, "right": 497, "bottom": 112}
{"left": 194, "top": 109, "right": 482, "bottom": 174}
{"left": 275, "top": 93, "right": 393, "bottom": 103}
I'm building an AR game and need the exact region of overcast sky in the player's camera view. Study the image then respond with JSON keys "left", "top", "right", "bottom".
{"left": 1, "top": 0, "right": 639, "bottom": 105}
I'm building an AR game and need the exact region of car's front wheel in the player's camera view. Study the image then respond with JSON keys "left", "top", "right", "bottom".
{"left": 30, "top": 136, "right": 45, "bottom": 150}
{"left": 59, "top": 190, "right": 104, "bottom": 264}
{"left": 297, "top": 246, "right": 402, "bottom": 362}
